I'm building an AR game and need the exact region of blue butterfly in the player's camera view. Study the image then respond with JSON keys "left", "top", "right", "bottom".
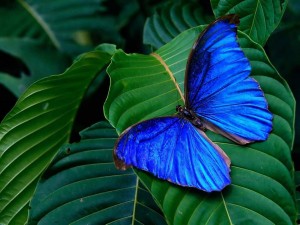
{"left": 113, "top": 15, "right": 273, "bottom": 192}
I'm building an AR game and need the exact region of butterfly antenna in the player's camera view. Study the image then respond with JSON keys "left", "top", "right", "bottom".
{"left": 177, "top": 88, "right": 180, "bottom": 105}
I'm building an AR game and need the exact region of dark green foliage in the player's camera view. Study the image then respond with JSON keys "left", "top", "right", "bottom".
{"left": 143, "top": 1, "right": 213, "bottom": 49}
{"left": 0, "top": 0, "right": 112, "bottom": 55}
{"left": 266, "top": 0, "right": 300, "bottom": 152}
{"left": 0, "top": 48, "right": 113, "bottom": 224}
{"left": 28, "top": 122, "right": 166, "bottom": 225}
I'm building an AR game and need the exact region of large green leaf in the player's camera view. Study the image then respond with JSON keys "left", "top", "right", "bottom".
{"left": 0, "top": 0, "right": 107, "bottom": 56}
{"left": 104, "top": 26, "right": 296, "bottom": 224}
{"left": 28, "top": 121, "right": 167, "bottom": 224}
{"left": 0, "top": 47, "right": 113, "bottom": 224}
{"left": 143, "top": 1, "right": 213, "bottom": 49}
{"left": 266, "top": 0, "right": 300, "bottom": 150}
{"left": 0, "top": 38, "right": 70, "bottom": 97}
{"left": 211, "top": 0, "right": 288, "bottom": 45}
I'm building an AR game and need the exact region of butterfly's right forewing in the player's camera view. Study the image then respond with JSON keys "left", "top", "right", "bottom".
{"left": 185, "top": 15, "right": 272, "bottom": 143}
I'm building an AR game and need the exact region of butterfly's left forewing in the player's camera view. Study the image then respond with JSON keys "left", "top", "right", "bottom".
{"left": 114, "top": 117, "right": 230, "bottom": 192}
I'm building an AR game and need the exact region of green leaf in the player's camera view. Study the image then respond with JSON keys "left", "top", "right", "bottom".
{"left": 104, "top": 26, "right": 296, "bottom": 224}
{"left": 211, "top": 0, "right": 288, "bottom": 45}
{"left": 0, "top": 38, "right": 70, "bottom": 97}
{"left": 143, "top": 1, "right": 213, "bottom": 49}
{"left": 266, "top": 1, "right": 300, "bottom": 150}
{"left": 0, "top": 0, "right": 107, "bottom": 56}
{"left": 0, "top": 49, "right": 113, "bottom": 224}
{"left": 295, "top": 171, "right": 300, "bottom": 220}
{"left": 28, "top": 121, "right": 167, "bottom": 225}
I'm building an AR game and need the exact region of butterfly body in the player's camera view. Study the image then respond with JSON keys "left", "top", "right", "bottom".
{"left": 113, "top": 15, "right": 273, "bottom": 192}
{"left": 176, "top": 105, "right": 205, "bottom": 131}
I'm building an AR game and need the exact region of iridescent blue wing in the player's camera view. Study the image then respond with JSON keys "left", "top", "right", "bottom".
{"left": 185, "top": 15, "right": 272, "bottom": 144}
{"left": 114, "top": 117, "right": 230, "bottom": 192}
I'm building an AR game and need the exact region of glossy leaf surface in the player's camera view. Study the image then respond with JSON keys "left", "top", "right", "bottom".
{"left": 0, "top": 48, "right": 113, "bottom": 224}
{"left": 211, "top": 0, "right": 288, "bottom": 45}
{"left": 104, "top": 26, "right": 296, "bottom": 224}
{"left": 144, "top": 1, "right": 213, "bottom": 49}
{"left": 266, "top": 1, "right": 300, "bottom": 150}
{"left": 144, "top": 1, "right": 287, "bottom": 49}
{"left": 28, "top": 121, "right": 167, "bottom": 225}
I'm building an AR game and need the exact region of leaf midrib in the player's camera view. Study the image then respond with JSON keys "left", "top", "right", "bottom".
{"left": 248, "top": 0, "right": 260, "bottom": 39}
{"left": 151, "top": 52, "right": 185, "bottom": 102}
{"left": 18, "top": 0, "right": 60, "bottom": 48}
{"left": 132, "top": 177, "right": 139, "bottom": 225}
{"left": 221, "top": 192, "right": 234, "bottom": 225}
